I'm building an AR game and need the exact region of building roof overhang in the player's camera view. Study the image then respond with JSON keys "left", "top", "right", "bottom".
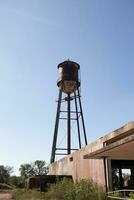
{"left": 84, "top": 133, "right": 134, "bottom": 160}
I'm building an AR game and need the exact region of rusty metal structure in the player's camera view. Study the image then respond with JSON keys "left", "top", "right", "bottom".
{"left": 50, "top": 60, "right": 88, "bottom": 163}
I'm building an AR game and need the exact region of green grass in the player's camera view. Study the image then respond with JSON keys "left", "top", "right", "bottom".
{"left": 12, "top": 189, "right": 46, "bottom": 200}
{"left": 12, "top": 178, "right": 105, "bottom": 200}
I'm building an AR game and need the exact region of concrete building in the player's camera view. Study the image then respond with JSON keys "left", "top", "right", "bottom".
{"left": 49, "top": 121, "right": 134, "bottom": 191}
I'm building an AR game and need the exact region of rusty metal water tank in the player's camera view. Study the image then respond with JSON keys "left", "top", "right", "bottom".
{"left": 57, "top": 60, "right": 80, "bottom": 93}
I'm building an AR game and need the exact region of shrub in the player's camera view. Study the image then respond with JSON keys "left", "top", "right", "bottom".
{"left": 9, "top": 176, "right": 25, "bottom": 188}
{"left": 109, "top": 191, "right": 123, "bottom": 198}
{"left": 45, "top": 178, "right": 74, "bottom": 200}
{"left": 73, "top": 179, "right": 104, "bottom": 200}
{"left": 0, "top": 183, "right": 14, "bottom": 190}
{"left": 129, "top": 192, "right": 134, "bottom": 199}
{"left": 45, "top": 178, "right": 105, "bottom": 200}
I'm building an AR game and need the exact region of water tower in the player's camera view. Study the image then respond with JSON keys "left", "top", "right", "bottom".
{"left": 50, "top": 60, "right": 88, "bottom": 163}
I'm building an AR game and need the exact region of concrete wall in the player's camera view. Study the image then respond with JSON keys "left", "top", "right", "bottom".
{"left": 49, "top": 137, "right": 105, "bottom": 185}
{"left": 49, "top": 122, "right": 134, "bottom": 186}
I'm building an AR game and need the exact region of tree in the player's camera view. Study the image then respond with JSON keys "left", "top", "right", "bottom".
{"left": 19, "top": 163, "right": 35, "bottom": 179}
{"left": 19, "top": 160, "right": 48, "bottom": 179}
{"left": 112, "top": 168, "right": 120, "bottom": 190}
{"left": 0, "top": 165, "right": 13, "bottom": 184}
{"left": 34, "top": 160, "right": 48, "bottom": 176}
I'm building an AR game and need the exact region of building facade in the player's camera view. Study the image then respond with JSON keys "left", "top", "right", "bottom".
{"left": 49, "top": 121, "right": 134, "bottom": 191}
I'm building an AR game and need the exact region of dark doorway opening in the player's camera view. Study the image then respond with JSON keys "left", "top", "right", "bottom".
{"left": 111, "top": 160, "right": 134, "bottom": 190}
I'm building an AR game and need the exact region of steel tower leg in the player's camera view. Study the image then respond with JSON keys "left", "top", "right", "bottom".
{"left": 50, "top": 90, "right": 62, "bottom": 163}
{"left": 74, "top": 91, "right": 81, "bottom": 148}
{"left": 50, "top": 88, "right": 88, "bottom": 163}
{"left": 77, "top": 88, "right": 88, "bottom": 145}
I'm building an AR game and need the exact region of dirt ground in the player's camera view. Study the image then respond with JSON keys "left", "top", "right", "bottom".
{"left": 0, "top": 191, "right": 12, "bottom": 200}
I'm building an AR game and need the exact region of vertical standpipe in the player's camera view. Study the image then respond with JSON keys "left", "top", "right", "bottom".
{"left": 67, "top": 93, "right": 71, "bottom": 155}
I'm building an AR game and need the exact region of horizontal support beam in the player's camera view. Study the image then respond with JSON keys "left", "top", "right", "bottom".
{"left": 59, "top": 118, "right": 77, "bottom": 120}
{"left": 60, "top": 111, "right": 81, "bottom": 114}
{"left": 56, "top": 148, "right": 78, "bottom": 151}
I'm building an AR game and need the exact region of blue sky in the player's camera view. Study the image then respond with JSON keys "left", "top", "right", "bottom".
{"left": 0, "top": 0, "right": 134, "bottom": 175}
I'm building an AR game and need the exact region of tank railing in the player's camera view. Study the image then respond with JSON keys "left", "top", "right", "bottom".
{"left": 107, "top": 189, "right": 134, "bottom": 199}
